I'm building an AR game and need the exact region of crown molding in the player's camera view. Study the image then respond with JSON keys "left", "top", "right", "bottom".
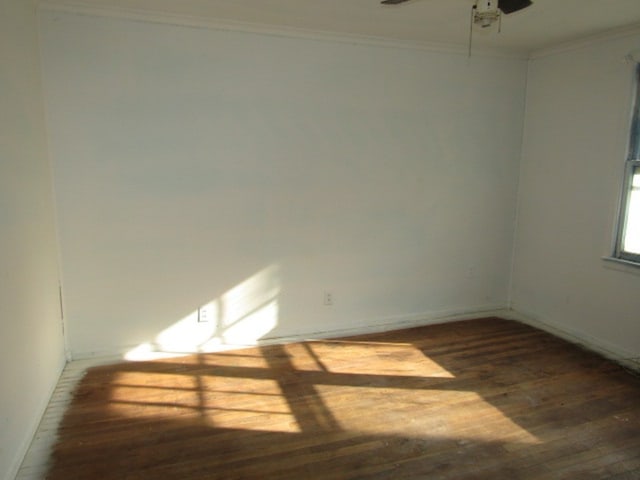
{"left": 38, "top": 1, "right": 529, "bottom": 60}
{"left": 530, "top": 22, "right": 640, "bottom": 60}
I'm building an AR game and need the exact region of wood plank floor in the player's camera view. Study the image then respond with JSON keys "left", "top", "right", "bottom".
{"left": 45, "top": 318, "right": 640, "bottom": 479}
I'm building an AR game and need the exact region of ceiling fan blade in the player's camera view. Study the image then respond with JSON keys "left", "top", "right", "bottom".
{"left": 381, "top": 0, "right": 412, "bottom": 5}
{"left": 498, "top": 0, "right": 533, "bottom": 14}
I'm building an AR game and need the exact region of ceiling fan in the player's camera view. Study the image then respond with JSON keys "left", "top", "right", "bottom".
{"left": 380, "top": 0, "right": 534, "bottom": 54}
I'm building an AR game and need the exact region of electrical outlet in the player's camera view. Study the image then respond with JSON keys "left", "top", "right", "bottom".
{"left": 198, "top": 304, "right": 213, "bottom": 323}
{"left": 323, "top": 292, "right": 333, "bottom": 306}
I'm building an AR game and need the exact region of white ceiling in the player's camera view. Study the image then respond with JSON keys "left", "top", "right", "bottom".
{"left": 43, "top": 0, "right": 640, "bottom": 55}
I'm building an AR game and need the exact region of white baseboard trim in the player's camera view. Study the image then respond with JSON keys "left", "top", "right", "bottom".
{"left": 504, "top": 308, "right": 640, "bottom": 373}
{"left": 13, "top": 361, "right": 91, "bottom": 480}
{"left": 66, "top": 305, "right": 640, "bottom": 376}
{"left": 9, "top": 359, "right": 66, "bottom": 480}
{"left": 69, "top": 304, "right": 509, "bottom": 364}
{"left": 263, "top": 304, "right": 511, "bottom": 345}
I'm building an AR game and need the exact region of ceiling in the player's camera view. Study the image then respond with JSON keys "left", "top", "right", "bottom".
{"left": 43, "top": 0, "right": 640, "bottom": 55}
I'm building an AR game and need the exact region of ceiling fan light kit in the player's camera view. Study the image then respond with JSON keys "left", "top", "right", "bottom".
{"left": 473, "top": 0, "right": 501, "bottom": 29}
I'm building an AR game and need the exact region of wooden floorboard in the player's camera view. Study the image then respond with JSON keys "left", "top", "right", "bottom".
{"left": 43, "top": 317, "right": 640, "bottom": 479}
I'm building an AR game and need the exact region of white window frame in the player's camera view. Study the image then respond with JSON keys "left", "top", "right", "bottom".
{"left": 614, "top": 63, "right": 640, "bottom": 265}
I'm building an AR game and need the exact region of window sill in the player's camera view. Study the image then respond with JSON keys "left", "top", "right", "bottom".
{"left": 602, "top": 256, "right": 640, "bottom": 275}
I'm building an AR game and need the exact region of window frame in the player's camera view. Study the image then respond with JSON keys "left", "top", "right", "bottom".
{"left": 614, "top": 63, "right": 640, "bottom": 265}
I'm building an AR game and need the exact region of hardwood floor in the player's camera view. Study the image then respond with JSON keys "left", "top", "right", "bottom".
{"left": 46, "top": 318, "right": 640, "bottom": 479}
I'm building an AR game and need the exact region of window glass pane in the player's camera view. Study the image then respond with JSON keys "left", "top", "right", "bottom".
{"left": 631, "top": 113, "right": 640, "bottom": 160}
{"left": 622, "top": 167, "right": 640, "bottom": 255}
{"left": 631, "top": 65, "right": 640, "bottom": 160}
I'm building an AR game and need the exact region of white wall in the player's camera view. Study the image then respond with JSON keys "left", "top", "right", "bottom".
{"left": 511, "top": 32, "right": 640, "bottom": 361}
{"left": 0, "top": 1, "right": 67, "bottom": 478}
{"left": 40, "top": 10, "right": 527, "bottom": 359}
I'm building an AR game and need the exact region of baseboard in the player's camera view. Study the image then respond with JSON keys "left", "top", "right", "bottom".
{"left": 8, "top": 358, "right": 66, "bottom": 480}
{"left": 262, "top": 304, "right": 511, "bottom": 345}
{"left": 504, "top": 308, "right": 640, "bottom": 373}
{"left": 70, "top": 304, "right": 509, "bottom": 364}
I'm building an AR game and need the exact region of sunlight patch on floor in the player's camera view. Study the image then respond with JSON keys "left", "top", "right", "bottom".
{"left": 315, "top": 386, "right": 541, "bottom": 445}
{"left": 107, "top": 372, "right": 303, "bottom": 433}
{"left": 303, "top": 342, "right": 455, "bottom": 378}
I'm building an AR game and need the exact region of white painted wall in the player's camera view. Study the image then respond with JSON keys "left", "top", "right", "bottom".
{"left": 511, "top": 32, "right": 640, "bottom": 361}
{"left": 0, "top": 1, "right": 67, "bottom": 478}
{"left": 40, "top": 10, "right": 527, "bottom": 359}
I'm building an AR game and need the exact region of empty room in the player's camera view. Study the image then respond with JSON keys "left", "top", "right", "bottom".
{"left": 2, "top": 0, "right": 640, "bottom": 478}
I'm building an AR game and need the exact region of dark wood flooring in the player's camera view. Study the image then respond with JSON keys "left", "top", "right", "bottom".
{"left": 47, "top": 317, "right": 640, "bottom": 479}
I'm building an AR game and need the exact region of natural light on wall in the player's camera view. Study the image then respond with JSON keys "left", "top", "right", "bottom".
{"left": 125, "top": 265, "right": 281, "bottom": 360}
{"left": 623, "top": 168, "right": 640, "bottom": 254}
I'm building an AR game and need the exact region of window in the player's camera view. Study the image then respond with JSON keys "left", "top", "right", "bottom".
{"left": 615, "top": 64, "right": 640, "bottom": 264}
